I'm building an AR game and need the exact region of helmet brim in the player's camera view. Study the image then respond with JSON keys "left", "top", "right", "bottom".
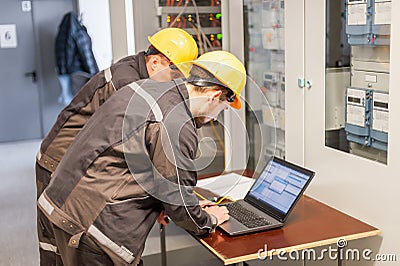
{"left": 230, "top": 94, "right": 242, "bottom": 109}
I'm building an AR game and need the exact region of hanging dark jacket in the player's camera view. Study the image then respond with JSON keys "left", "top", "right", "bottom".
{"left": 55, "top": 11, "right": 99, "bottom": 75}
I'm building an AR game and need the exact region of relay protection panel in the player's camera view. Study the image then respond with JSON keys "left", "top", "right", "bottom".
{"left": 345, "top": 87, "right": 388, "bottom": 151}
{"left": 157, "top": 1, "right": 222, "bottom": 51}
{"left": 343, "top": 0, "right": 390, "bottom": 156}
{"left": 346, "top": 0, "right": 391, "bottom": 45}
{"left": 370, "top": 91, "right": 388, "bottom": 150}
{"left": 345, "top": 87, "right": 371, "bottom": 146}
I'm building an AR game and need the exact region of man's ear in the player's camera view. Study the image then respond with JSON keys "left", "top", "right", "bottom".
{"left": 210, "top": 90, "right": 222, "bottom": 101}
{"left": 150, "top": 56, "right": 160, "bottom": 71}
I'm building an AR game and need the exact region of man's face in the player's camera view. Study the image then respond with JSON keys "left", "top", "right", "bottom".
{"left": 193, "top": 91, "right": 230, "bottom": 128}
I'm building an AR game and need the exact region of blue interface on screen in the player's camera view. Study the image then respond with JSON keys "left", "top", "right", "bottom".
{"left": 248, "top": 160, "right": 311, "bottom": 214}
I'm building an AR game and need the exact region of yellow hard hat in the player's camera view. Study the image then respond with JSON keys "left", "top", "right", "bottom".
{"left": 148, "top": 28, "right": 198, "bottom": 77}
{"left": 192, "top": 51, "right": 246, "bottom": 109}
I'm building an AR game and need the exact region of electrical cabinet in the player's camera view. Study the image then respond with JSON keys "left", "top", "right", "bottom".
{"left": 154, "top": 0, "right": 224, "bottom": 174}
{"left": 157, "top": 1, "right": 222, "bottom": 51}
{"left": 280, "top": 1, "right": 400, "bottom": 261}
{"left": 341, "top": 0, "right": 391, "bottom": 160}
{"left": 243, "top": 0, "right": 393, "bottom": 173}
{"left": 245, "top": 0, "right": 286, "bottom": 170}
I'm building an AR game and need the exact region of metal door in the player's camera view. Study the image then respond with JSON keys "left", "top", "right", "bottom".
{"left": 31, "top": 0, "right": 75, "bottom": 135}
{"left": 0, "top": 0, "right": 42, "bottom": 142}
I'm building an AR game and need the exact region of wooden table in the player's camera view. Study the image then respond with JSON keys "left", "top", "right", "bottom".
{"left": 192, "top": 170, "right": 380, "bottom": 265}
{"left": 159, "top": 170, "right": 380, "bottom": 266}
{"left": 195, "top": 193, "right": 380, "bottom": 265}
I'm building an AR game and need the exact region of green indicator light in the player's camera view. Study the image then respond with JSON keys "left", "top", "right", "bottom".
{"left": 217, "top": 33, "right": 222, "bottom": 40}
{"left": 216, "top": 13, "right": 222, "bottom": 19}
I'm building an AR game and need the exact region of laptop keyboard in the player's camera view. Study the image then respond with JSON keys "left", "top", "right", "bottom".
{"left": 224, "top": 202, "right": 272, "bottom": 229}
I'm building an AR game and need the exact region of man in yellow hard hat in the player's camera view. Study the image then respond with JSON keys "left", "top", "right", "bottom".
{"left": 35, "top": 27, "right": 198, "bottom": 265}
{"left": 37, "top": 51, "right": 246, "bottom": 265}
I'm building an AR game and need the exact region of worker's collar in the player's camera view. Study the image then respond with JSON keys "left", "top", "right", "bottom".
{"left": 173, "top": 78, "right": 197, "bottom": 128}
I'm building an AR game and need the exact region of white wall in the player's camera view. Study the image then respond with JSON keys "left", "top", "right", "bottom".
{"left": 132, "top": 0, "right": 159, "bottom": 53}
{"left": 78, "top": 0, "right": 113, "bottom": 70}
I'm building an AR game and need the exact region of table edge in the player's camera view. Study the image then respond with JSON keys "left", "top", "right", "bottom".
{"left": 200, "top": 229, "right": 381, "bottom": 265}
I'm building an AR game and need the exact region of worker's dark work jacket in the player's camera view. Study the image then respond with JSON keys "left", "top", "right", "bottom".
{"left": 38, "top": 79, "right": 215, "bottom": 265}
{"left": 35, "top": 52, "right": 148, "bottom": 262}
{"left": 37, "top": 52, "right": 148, "bottom": 179}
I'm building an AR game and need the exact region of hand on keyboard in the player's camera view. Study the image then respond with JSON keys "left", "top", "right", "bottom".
{"left": 203, "top": 205, "right": 230, "bottom": 225}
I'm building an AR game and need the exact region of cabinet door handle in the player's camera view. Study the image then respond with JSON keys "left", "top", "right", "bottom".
{"left": 306, "top": 80, "right": 312, "bottom": 89}
{"left": 298, "top": 78, "right": 305, "bottom": 88}
{"left": 25, "top": 71, "right": 37, "bottom": 83}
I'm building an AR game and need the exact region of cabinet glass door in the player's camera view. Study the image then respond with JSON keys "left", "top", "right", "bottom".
{"left": 303, "top": 0, "right": 399, "bottom": 248}
{"left": 282, "top": 0, "right": 400, "bottom": 258}
{"left": 243, "top": 0, "right": 286, "bottom": 173}
{"left": 153, "top": 0, "right": 225, "bottom": 175}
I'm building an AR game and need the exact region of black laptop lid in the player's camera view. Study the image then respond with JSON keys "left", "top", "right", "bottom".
{"left": 244, "top": 157, "right": 315, "bottom": 222}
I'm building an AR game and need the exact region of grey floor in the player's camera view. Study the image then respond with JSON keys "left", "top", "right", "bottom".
{"left": 0, "top": 140, "right": 223, "bottom": 266}
{"left": 0, "top": 140, "right": 41, "bottom": 266}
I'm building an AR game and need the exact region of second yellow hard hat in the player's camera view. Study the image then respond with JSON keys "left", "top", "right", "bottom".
{"left": 192, "top": 51, "right": 246, "bottom": 109}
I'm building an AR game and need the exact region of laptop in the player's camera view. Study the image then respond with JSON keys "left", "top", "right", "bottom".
{"left": 219, "top": 157, "right": 315, "bottom": 235}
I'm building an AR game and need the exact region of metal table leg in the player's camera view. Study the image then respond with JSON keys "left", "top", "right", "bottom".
{"left": 160, "top": 224, "right": 167, "bottom": 266}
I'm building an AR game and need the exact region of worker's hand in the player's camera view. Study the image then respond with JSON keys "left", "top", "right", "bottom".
{"left": 203, "top": 205, "right": 229, "bottom": 226}
{"left": 157, "top": 211, "right": 171, "bottom": 226}
{"left": 199, "top": 199, "right": 216, "bottom": 208}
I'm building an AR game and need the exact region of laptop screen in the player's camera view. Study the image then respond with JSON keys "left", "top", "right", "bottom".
{"left": 246, "top": 157, "right": 314, "bottom": 219}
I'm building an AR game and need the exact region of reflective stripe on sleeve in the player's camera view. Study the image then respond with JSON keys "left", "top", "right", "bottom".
{"left": 36, "top": 150, "right": 42, "bottom": 161}
{"left": 38, "top": 193, "right": 54, "bottom": 215}
{"left": 39, "top": 242, "right": 58, "bottom": 253}
{"left": 128, "top": 83, "right": 163, "bottom": 122}
{"left": 104, "top": 67, "right": 116, "bottom": 91}
{"left": 104, "top": 67, "right": 112, "bottom": 82}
